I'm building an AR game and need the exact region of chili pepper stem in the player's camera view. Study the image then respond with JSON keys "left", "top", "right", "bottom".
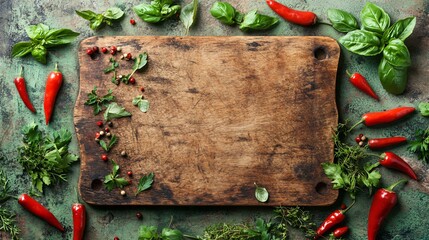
{"left": 343, "top": 199, "right": 355, "bottom": 213}
{"left": 318, "top": 21, "right": 333, "bottom": 26}
{"left": 19, "top": 65, "right": 24, "bottom": 77}
{"left": 345, "top": 69, "right": 352, "bottom": 78}
{"left": 348, "top": 119, "right": 364, "bottom": 132}
{"left": 386, "top": 179, "right": 407, "bottom": 192}
{"left": 54, "top": 62, "right": 59, "bottom": 71}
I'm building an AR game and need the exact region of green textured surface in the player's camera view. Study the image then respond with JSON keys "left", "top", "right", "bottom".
{"left": 0, "top": 0, "right": 428, "bottom": 239}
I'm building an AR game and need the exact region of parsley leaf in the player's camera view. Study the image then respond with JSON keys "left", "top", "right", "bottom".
{"left": 17, "top": 123, "right": 79, "bottom": 193}
{"left": 104, "top": 102, "right": 132, "bottom": 121}
{"left": 132, "top": 95, "right": 150, "bottom": 113}
{"left": 408, "top": 127, "right": 429, "bottom": 163}
{"left": 136, "top": 172, "right": 154, "bottom": 196}
{"left": 104, "top": 160, "right": 130, "bottom": 191}
{"left": 104, "top": 58, "right": 119, "bottom": 73}
{"left": 99, "top": 134, "right": 118, "bottom": 152}
{"left": 84, "top": 87, "right": 115, "bottom": 115}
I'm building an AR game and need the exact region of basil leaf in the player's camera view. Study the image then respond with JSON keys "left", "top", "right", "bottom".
{"left": 134, "top": 4, "right": 163, "bottom": 23}
{"left": 360, "top": 2, "right": 390, "bottom": 35}
{"left": 383, "top": 17, "right": 416, "bottom": 43}
{"left": 210, "top": 1, "right": 237, "bottom": 25}
{"left": 139, "top": 226, "right": 159, "bottom": 239}
{"left": 75, "top": 10, "right": 98, "bottom": 21}
{"left": 160, "top": 3, "right": 181, "bottom": 19}
{"left": 31, "top": 45, "right": 47, "bottom": 64}
{"left": 90, "top": 14, "right": 105, "bottom": 30}
{"left": 44, "top": 29, "right": 80, "bottom": 47}
{"left": 383, "top": 39, "right": 411, "bottom": 67}
{"left": 339, "top": 30, "right": 382, "bottom": 56}
{"left": 418, "top": 102, "right": 429, "bottom": 117}
{"left": 161, "top": 228, "right": 183, "bottom": 240}
{"left": 378, "top": 57, "right": 408, "bottom": 95}
{"left": 254, "top": 183, "right": 269, "bottom": 203}
{"left": 136, "top": 172, "right": 154, "bottom": 196}
{"left": 239, "top": 10, "right": 278, "bottom": 31}
{"left": 103, "top": 7, "right": 124, "bottom": 20}
{"left": 327, "top": 9, "right": 359, "bottom": 33}
{"left": 104, "top": 102, "right": 132, "bottom": 121}
{"left": 11, "top": 41, "right": 34, "bottom": 57}
{"left": 180, "top": 0, "right": 198, "bottom": 34}
{"left": 26, "top": 23, "right": 49, "bottom": 40}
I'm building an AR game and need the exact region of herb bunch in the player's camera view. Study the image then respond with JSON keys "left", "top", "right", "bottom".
{"left": 11, "top": 23, "right": 79, "bottom": 64}
{"left": 76, "top": 7, "right": 124, "bottom": 30}
{"left": 0, "top": 162, "right": 21, "bottom": 240}
{"left": 409, "top": 126, "right": 429, "bottom": 163}
{"left": 104, "top": 160, "right": 130, "bottom": 191}
{"left": 328, "top": 3, "right": 416, "bottom": 95}
{"left": 322, "top": 123, "right": 381, "bottom": 199}
{"left": 133, "top": 0, "right": 181, "bottom": 23}
{"left": 84, "top": 87, "right": 116, "bottom": 115}
{"left": 17, "top": 123, "right": 79, "bottom": 193}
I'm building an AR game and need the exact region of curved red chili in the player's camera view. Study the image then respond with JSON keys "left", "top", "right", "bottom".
{"left": 331, "top": 226, "right": 349, "bottom": 238}
{"left": 368, "top": 179, "right": 407, "bottom": 240}
{"left": 314, "top": 201, "right": 354, "bottom": 239}
{"left": 14, "top": 66, "right": 36, "bottom": 113}
{"left": 72, "top": 203, "right": 86, "bottom": 240}
{"left": 266, "top": 0, "right": 317, "bottom": 26}
{"left": 347, "top": 70, "right": 379, "bottom": 101}
{"left": 18, "top": 193, "right": 64, "bottom": 232}
{"left": 368, "top": 137, "right": 407, "bottom": 149}
{"left": 44, "top": 63, "right": 63, "bottom": 125}
{"left": 350, "top": 107, "right": 415, "bottom": 130}
{"left": 379, "top": 152, "right": 417, "bottom": 180}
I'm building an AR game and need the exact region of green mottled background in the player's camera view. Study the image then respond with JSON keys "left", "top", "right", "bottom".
{"left": 0, "top": 0, "right": 428, "bottom": 239}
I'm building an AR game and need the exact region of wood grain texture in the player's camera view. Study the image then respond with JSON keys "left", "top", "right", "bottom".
{"left": 75, "top": 36, "right": 340, "bottom": 206}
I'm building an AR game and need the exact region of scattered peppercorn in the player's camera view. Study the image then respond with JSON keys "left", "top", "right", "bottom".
{"left": 136, "top": 212, "right": 143, "bottom": 220}
{"left": 92, "top": 46, "right": 99, "bottom": 53}
{"left": 140, "top": 86, "right": 145, "bottom": 92}
{"left": 95, "top": 132, "right": 101, "bottom": 139}
{"left": 106, "top": 132, "right": 112, "bottom": 138}
{"left": 96, "top": 121, "right": 103, "bottom": 127}
{"left": 104, "top": 127, "right": 110, "bottom": 132}
{"left": 101, "top": 47, "right": 108, "bottom": 53}
{"left": 129, "top": 77, "right": 136, "bottom": 84}
{"left": 117, "top": 47, "right": 122, "bottom": 52}
{"left": 99, "top": 130, "right": 105, "bottom": 136}
{"left": 101, "top": 154, "right": 108, "bottom": 161}
{"left": 120, "top": 150, "right": 127, "bottom": 157}
{"left": 130, "top": 18, "right": 136, "bottom": 25}
{"left": 86, "top": 48, "right": 94, "bottom": 56}
{"left": 120, "top": 190, "right": 126, "bottom": 196}
{"left": 127, "top": 171, "right": 133, "bottom": 177}
{"left": 126, "top": 53, "right": 132, "bottom": 60}
{"left": 114, "top": 237, "right": 119, "bottom": 240}
{"left": 107, "top": 121, "right": 113, "bottom": 127}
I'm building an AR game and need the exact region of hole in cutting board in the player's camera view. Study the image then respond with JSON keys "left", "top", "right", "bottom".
{"left": 315, "top": 181, "right": 328, "bottom": 195}
{"left": 91, "top": 179, "right": 103, "bottom": 191}
{"left": 314, "top": 47, "right": 328, "bottom": 60}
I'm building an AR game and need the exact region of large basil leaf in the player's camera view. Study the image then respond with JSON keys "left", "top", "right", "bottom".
{"left": 378, "top": 57, "right": 408, "bottom": 95}
{"left": 210, "top": 1, "right": 237, "bottom": 25}
{"left": 102, "top": 7, "right": 124, "bottom": 20}
{"left": 383, "top": 39, "right": 411, "bottom": 67}
{"left": 239, "top": 10, "right": 278, "bottom": 31}
{"left": 339, "top": 30, "right": 382, "bottom": 56}
{"left": 26, "top": 23, "right": 49, "bottom": 40}
{"left": 31, "top": 45, "right": 47, "bottom": 64}
{"left": 75, "top": 10, "right": 97, "bottom": 21}
{"left": 180, "top": 0, "right": 198, "bottom": 34}
{"left": 11, "top": 41, "right": 34, "bottom": 57}
{"left": 44, "top": 29, "right": 80, "bottom": 47}
{"left": 382, "top": 17, "right": 416, "bottom": 43}
{"left": 360, "top": 2, "right": 390, "bottom": 35}
{"left": 327, "top": 9, "right": 359, "bottom": 33}
{"left": 133, "top": 1, "right": 180, "bottom": 23}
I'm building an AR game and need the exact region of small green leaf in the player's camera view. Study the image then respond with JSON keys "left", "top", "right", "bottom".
{"left": 25, "top": 23, "right": 49, "bottom": 40}
{"left": 136, "top": 172, "right": 154, "bottom": 196}
{"left": 99, "top": 140, "right": 108, "bottom": 152}
{"left": 327, "top": 9, "right": 359, "bottom": 33}
{"left": 239, "top": 10, "right": 279, "bottom": 31}
{"left": 161, "top": 228, "right": 183, "bottom": 240}
{"left": 339, "top": 30, "right": 382, "bottom": 56}
{"left": 133, "top": 53, "right": 149, "bottom": 71}
{"left": 210, "top": 1, "right": 237, "bottom": 25}
{"left": 133, "top": 95, "right": 150, "bottom": 113}
{"left": 104, "top": 102, "right": 132, "bottom": 121}
{"left": 418, "top": 102, "right": 429, "bottom": 117}
{"left": 180, "top": 0, "right": 198, "bottom": 34}
{"left": 76, "top": 10, "right": 98, "bottom": 21}
{"left": 254, "top": 183, "right": 269, "bottom": 203}
{"left": 11, "top": 41, "right": 34, "bottom": 58}
{"left": 383, "top": 17, "right": 416, "bottom": 42}
{"left": 44, "top": 29, "right": 80, "bottom": 47}
{"left": 139, "top": 225, "right": 159, "bottom": 239}
{"left": 360, "top": 2, "right": 390, "bottom": 35}
{"left": 90, "top": 14, "right": 105, "bottom": 30}
{"left": 103, "top": 7, "right": 124, "bottom": 20}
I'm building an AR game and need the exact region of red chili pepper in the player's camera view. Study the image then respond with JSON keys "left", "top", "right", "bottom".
{"left": 379, "top": 152, "right": 417, "bottom": 180}
{"left": 368, "top": 137, "right": 407, "bottom": 150}
{"left": 347, "top": 70, "right": 379, "bottom": 101}
{"left": 18, "top": 193, "right": 64, "bottom": 232}
{"left": 331, "top": 226, "right": 349, "bottom": 238}
{"left": 350, "top": 107, "right": 415, "bottom": 130}
{"left": 266, "top": 0, "right": 317, "bottom": 26}
{"left": 43, "top": 63, "right": 63, "bottom": 125}
{"left": 72, "top": 203, "right": 86, "bottom": 240}
{"left": 314, "top": 201, "right": 354, "bottom": 239}
{"left": 368, "top": 179, "right": 407, "bottom": 240}
{"left": 14, "top": 66, "right": 36, "bottom": 113}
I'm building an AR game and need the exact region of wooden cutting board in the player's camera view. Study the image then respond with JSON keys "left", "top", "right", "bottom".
{"left": 74, "top": 36, "right": 340, "bottom": 206}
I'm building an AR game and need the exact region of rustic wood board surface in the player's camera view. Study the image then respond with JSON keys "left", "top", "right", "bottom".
{"left": 75, "top": 36, "right": 340, "bottom": 206}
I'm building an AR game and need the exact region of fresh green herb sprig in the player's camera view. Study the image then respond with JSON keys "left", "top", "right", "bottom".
{"left": 99, "top": 134, "right": 118, "bottom": 152}
{"left": 409, "top": 126, "right": 429, "bottom": 163}
{"left": 11, "top": 23, "right": 79, "bottom": 64}
{"left": 418, "top": 102, "right": 429, "bottom": 117}
{"left": 0, "top": 208, "right": 21, "bottom": 240}
{"left": 210, "top": 1, "right": 278, "bottom": 31}
{"left": 328, "top": 3, "right": 416, "bottom": 95}
{"left": 104, "top": 58, "right": 119, "bottom": 74}
{"left": 133, "top": 0, "right": 181, "bottom": 23}
{"left": 139, "top": 225, "right": 185, "bottom": 240}
{"left": 133, "top": 95, "right": 150, "bottom": 113}
{"left": 273, "top": 206, "right": 316, "bottom": 239}
{"left": 0, "top": 170, "right": 12, "bottom": 204}
{"left": 76, "top": 7, "right": 124, "bottom": 30}
{"left": 322, "top": 123, "right": 381, "bottom": 199}
{"left": 104, "top": 102, "right": 132, "bottom": 121}
{"left": 104, "top": 160, "right": 130, "bottom": 191}
{"left": 17, "top": 123, "right": 79, "bottom": 193}
{"left": 180, "top": 0, "right": 198, "bottom": 34}
{"left": 84, "top": 87, "right": 116, "bottom": 115}
{"left": 136, "top": 172, "right": 154, "bottom": 196}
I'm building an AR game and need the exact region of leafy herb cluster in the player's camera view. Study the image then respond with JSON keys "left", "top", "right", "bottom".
{"left": 133, "top": 0, "right": 181, "bottom": 23}
{"left": 328, "top": 3, "right": 416, "bottom": 95}
{"left": 409, "top": 126, "right": 429, "bottom": 163}
{"left": 76, "top": 7, "right": 124, "bottom": 30}
{"left": 104, "top": 160, "right": 130, "bottom": 191}
{"left": 100, "top": 134, "right": 118, "bottom": 152}
{"left": 84, "top": 87, "right": 116, "bottom": 115}
{"left": 12, "top": 23, "right": 79, "bottom": 64}
{"left": 210, "top": 1, "right": 279, "bottom": 31}
{"left": 322, "top": 123, "right": 381, "bottom": 199}
{"left": 0, "top": 167, "right": 20, "bottom": 240}
{"left": 17, "top": 123, "right": 79, "bottom": 193}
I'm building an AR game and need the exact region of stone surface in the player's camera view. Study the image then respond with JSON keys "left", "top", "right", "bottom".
{"left": 0, "top": 0, "right": 428, "bottom": 239}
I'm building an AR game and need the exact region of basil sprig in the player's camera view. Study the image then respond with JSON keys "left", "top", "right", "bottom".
{"left": 76, "top": 7, "right": 124, "bottom": 30}
{"left": 210, "top": 1, "right": 278, "bottom": 31}
{"left": 133, "top": 0, "right": 181, "bottom": 23}
{"left": 11, "top": 23, "right": 79, "bottom": 64}
{"left": 328, "top": 2, "right": 416, "bottom": 95}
